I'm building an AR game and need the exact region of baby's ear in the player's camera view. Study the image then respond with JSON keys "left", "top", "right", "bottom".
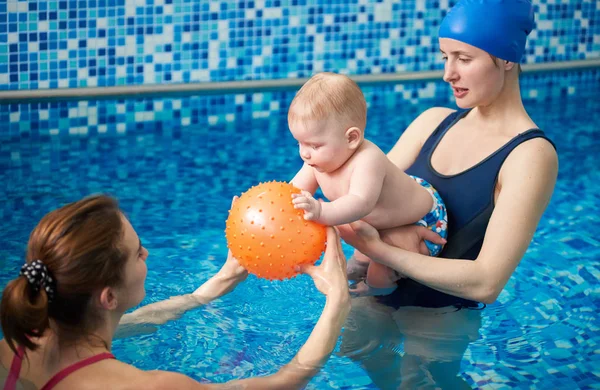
{"left": 345, "top": 126, "right": 363, "bottom": 149}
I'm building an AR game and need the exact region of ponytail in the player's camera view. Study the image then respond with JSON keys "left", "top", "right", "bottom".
{"left": 1, "top": 276, "right": 51, "bottom": 355}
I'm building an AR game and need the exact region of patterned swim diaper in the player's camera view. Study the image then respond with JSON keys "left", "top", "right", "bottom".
{"left": 410, "top": 176, "right": 448, "bottom": 256}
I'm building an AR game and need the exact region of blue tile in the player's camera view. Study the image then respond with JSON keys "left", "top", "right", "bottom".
{"left": 1, "top": 0, "right": 598, "bottom": 90}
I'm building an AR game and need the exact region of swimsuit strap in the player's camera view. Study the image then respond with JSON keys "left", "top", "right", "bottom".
{"left": 40, "top": 352, "right": 116, "bottom": 390}
{"left": 3, "top": 346, "right": 25, "bottom": 390}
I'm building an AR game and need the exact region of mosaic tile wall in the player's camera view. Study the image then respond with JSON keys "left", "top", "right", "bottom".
{"left": 1, "top": 68, "right": 598, "bottom": 139}
{"left": 1, "top": 0, "right": 599, "bottom": 91}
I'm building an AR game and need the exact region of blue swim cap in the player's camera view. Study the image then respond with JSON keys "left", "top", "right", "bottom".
{"left": 439, "top": 0, "right": 535, "bottom": 63}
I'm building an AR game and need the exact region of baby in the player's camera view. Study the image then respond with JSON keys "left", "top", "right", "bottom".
{"left": 289, "top": 72, "right": 448, "bottom": 295}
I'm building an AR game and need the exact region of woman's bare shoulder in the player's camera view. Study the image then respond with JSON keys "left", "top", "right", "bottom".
{"left": 0, "top": 339, "right": 12, "bottom": 368}
{"left": 412, "top": 107, "right": 456, "bottom": 128}
{"left": 135, "top": 369, "right": 210, "bottom": 390}
{"left": 400, "top": 107, "right": 456, "bottom": 145}
{"left": 56, "top": 359, "right": 164, "bottom": 390}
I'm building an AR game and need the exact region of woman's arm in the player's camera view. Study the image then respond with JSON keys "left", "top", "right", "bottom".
{"left": 220, "top": 294, "right": 350, "bottom": 390}
{"left": 342, "top": 139, "right": 558, "bottom": 304}
{"left": 120, "top": 196, "right": 248, "bottom": 329}
{"left": 144, "top": 227, "right": 351, "bottom": 390}
{"left": 119, "top": 251, "right": 248, "bottom": 328}
{"left": 145, "top": 299, "right": 350, "bottom": 390}
{"left": 222, "top": 227, "right": 351, "bottom": 389}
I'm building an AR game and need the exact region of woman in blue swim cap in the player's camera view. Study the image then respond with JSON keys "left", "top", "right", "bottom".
{"left": 339, "top": 1, "right": 558, "bottom": 388}
{"left": 438, "top": 0, "right": 535, "bottom": 108}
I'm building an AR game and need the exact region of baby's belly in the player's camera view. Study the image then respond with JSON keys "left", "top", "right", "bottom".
{"left": 361, "top": 208, "right": 407, "bottom": 230}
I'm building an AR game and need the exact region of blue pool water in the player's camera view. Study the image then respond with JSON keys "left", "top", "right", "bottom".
{"left": 1, "top": 72, "right": 599, "bottom": 388}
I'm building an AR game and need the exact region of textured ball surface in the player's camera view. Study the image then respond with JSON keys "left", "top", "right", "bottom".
{"left": 225, "top": 181, "right": 327, "bottom": 280}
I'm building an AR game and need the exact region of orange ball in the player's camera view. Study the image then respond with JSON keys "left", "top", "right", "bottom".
{"left": 225, "top": 181, "right": 327, "bottom": 280}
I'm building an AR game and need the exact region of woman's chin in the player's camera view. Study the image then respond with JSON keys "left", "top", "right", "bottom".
{"left": 454, "top": 99, "right": 475, "bottom": 109}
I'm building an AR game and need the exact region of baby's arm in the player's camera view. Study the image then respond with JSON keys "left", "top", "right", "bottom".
{"left": 291, "top": 163, "right": 319, "bottom": 194}
{"left": 294, "top": 151, "right": 387, "bottom": 226}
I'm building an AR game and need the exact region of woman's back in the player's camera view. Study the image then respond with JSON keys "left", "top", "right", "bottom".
{"left": 0, "top": 337, "right": 181, "bottom": 390}
{"left": 0, "top": 338, "right": 139, "bottom": 390}
{"left": 1, "top": 340, "right": 36, "bottom": 390}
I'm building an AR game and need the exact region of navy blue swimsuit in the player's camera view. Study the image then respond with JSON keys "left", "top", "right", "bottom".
{"left": 379, "top": 110, "right": 555, "bottom": 309}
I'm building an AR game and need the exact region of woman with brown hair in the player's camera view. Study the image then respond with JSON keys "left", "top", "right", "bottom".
{"left": 0, "top": 194, "right": 350, "bottom": 389}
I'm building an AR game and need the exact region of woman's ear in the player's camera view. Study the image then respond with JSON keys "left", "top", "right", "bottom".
{"left": 345, "top": 127, "right": 363, "bottom": 150}
{"left": 504, "top": 60, "right": 516, "bottom": 71}
{"left": 99, "top": 286, "right": 118, "bottom": 310}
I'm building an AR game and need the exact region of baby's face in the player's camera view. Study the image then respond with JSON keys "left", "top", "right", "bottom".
{"left": 289, "top": 117, "right": 352, "bottom": 173}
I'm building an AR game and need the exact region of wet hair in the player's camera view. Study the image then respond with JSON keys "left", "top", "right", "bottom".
{"left": 288, "top": 72, "right": 367, "bottom": 131}
{"left": 0, "top": 195, "right": 129, "bottom": 355}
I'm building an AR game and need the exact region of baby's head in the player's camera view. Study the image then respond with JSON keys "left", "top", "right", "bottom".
{"left": 288, "top": 72, "right": 367, "bottom": 173}
{"left": 289, "top": 72, "right": 367, "bottom": 132}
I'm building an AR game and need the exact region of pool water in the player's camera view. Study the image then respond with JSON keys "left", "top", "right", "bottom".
{"left": 1, "top": 73, "right": 599, "bottom": 389}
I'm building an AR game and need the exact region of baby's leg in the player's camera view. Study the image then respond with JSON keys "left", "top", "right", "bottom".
{"left": 366, "top": 261, "right": 400, "bottom": 289}
{"left": 350, "top": 262, "right": 399, "bottom": 296}
{"left": 346, "top": 250, "right": 371, "bottom": 281}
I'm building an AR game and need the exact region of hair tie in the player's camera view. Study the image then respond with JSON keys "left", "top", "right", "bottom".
{"left": 20, "top": 260, "right": 56, "bottom": 303}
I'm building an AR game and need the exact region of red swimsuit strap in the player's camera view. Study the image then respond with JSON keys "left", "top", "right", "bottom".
{"left": 3, "top": 346, "right": 25, "bottom": 390}
{"left": 40, "top": 352, "right": 116, "bottom": 390}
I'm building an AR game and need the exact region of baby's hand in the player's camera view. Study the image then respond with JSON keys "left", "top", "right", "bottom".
{"left": 292, "top": 190, "right": 322, "bottom": 221}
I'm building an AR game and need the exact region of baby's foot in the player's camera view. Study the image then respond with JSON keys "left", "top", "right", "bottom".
{"left": 346, "top": 258, "right": 369, "bottom": 281}
{"left": 349, "top": 281, "right": 398, "bottom": 297}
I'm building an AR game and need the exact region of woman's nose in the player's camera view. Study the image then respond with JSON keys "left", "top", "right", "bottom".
{"left": 443, "top": 60, "right": 458, "bottom": 83}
